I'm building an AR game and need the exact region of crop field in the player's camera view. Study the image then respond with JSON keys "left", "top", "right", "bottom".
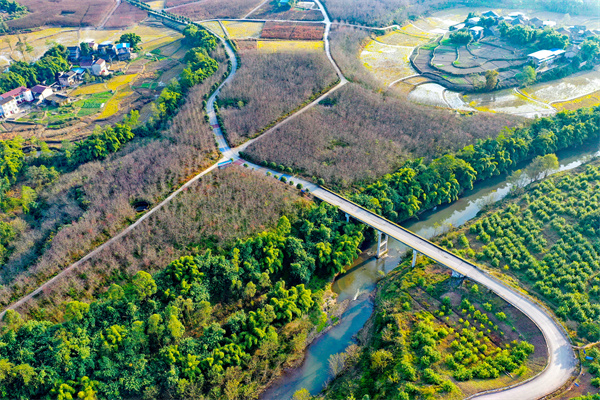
{"left": 222, "top": 21, "right": 264, "bottom": 39}
{"left": 257, "top": 40, "right": 324, "bottom": 52}
{"left": 248, "top": 2, "right": 323, "bottom": 21}
{"left": 360, "top": 40, "right": 416, "bottom": 85}
{"left": 200, "top": 20, "right": 226, "bottom": 37}
{"left": 103, "top": 2, "right": 149, "bottom": 29}
{"left": 70, "top": 74, "right": 139, "bottom": 96}
{"left": 407, "top": 83, "right": 449, "bottom": 108}
{"left": 522, "top": 70, "right": 600, "bottom": 105}
{"left": 146, "top": 1, "right": 166, "bottom": 9}
{"left": 377, "top": 30, "right": 431, "bottom": 47}
{"left": 464, "top": 89, "right": 556, "bottom": 118}
{"left": 169, "top": 0, "right": 265, "bottom": 19}
{"left": 554, "top": 91, "right": 600, "bottom": 111}
{"left": 261, "top": 21, "right": 325, "bottom": 40}
{"left": 6, "top": 0, "right": 114, "bottom": 29}
{"left": 98, "top": 88, "right": 133, "bottom": 119}
{"left": 439, "top": 159, "right": 600, "bottom": 343}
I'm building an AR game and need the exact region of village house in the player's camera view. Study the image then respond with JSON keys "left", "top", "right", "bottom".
{"left": 529, "top": 17, "right": 544, "bottom": 29}
{"left": 58, "top": 71, "right": 77, "bottom": 87}
{"left": 482, "top": 10, "right": 500, "bottom": 19}
{"left": 469, "top": 26, "right": 484, "bottom": 40}
{"left": 98, "top": 41, "right": 116, "bottom": 57}
{"left": 449, "top": 23, "right": 466, "bottom": 31}
{"left": 67, "top": 45, "right": 81, "bottom": 62}
{"left": 466, "top": 17, "right": 481, "bottom": 27}
{"left": 91, "top": 58, "right": 109, "bottom": 76}
{"left": 0, "top": 96, "right": 19, "bottom": 117}
{"left": 528, "top": 49, "right": 566, "bottom": 67}
{"left": 116, "top": 43, "right": 132, "bottom": 61}
{"left": 31, "top": 85, "right": 53, "bottom": 101}
{"left": 46, "top": 93, "right": 72, "bottom": 107}
{"left": 0, "top": 86, "right": 33, "bottom": 103}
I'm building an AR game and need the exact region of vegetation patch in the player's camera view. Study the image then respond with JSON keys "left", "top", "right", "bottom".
{"left": 257, "top": 40, "right": 324, "bottom": 52}
{"left": 359, "top": 40, "right": 416, "bottom": 85}
{"left": 222, "top": 21, "right": 264, "bottom": 39}
{"left": 261, "top": 21, "right": 325, "bottom": 41}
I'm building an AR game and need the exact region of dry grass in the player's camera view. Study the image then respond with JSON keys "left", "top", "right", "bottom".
{"left": 261, "top": 21, "right": 324, "bottom": 40}
{"left": 360, "top": 40, "right": 416, "bottom": 85}
{"left": 244, "top": 83, "right": 524, "bottom": 187}
{"left": 218, "top": 47, "right": 337, "bottom": 146}
{"left": 222, "top": 21, "right": 264, "bottom": 39}
{"left": 257, "top": 40, "right": 324, "bottom": 52}
{"left": 200, "top": 21, "right": 226, "bottom": 37}
{"left": 553, "top": 90, "right": 600, "bottom": 111}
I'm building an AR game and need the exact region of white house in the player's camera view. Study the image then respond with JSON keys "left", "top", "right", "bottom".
{"left": 91, "top": 58, "right": 109, "bottom": 76}
{"left": 0, "top": 86, "right": 33, "bottom": 103}
{"left": 0, "top": 96, "right": 19, "bottom": 117}
{"left": 469, "top": 26, "right": 484, "bottom": 40}
{"left": 31, "top": 85, "right": 53, "bottom": 101}
{"left": 528, "top": 49, "right": 566, "bottom": 67}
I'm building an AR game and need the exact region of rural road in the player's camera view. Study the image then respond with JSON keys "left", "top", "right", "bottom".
{"left": 2, "top": 4, "right": 578, "bottom": 400}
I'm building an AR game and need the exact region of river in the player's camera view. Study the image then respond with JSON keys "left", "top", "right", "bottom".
{"left": 261, "top": 142, "right": 600, "bottom": 400}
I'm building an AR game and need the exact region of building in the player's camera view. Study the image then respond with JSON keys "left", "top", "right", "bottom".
{"left": 115, "top": 43, "right": 132, "bottom": 61}
{"left": 543, "top": 20, "right": 556, "bottom": 28}
{"left": 72, "top": 67, "right": 86, "bottom": 79}
{"left": 469, "top": 26, "right": 484, "bottom": 40}
{"left": 91, "top": 58, "right": 109, "bottom": 76}
{"left": 565, "top": 44, "right": 581, "bottom": 59}
{"left": 67, "top": 45, "right": 81, "bottom": 62}
{"left": 482, "top": 10, "right": 500, "bottom": 19}
{"left": 529, "top": 17, "right": 544, "bottom": 29}
{"left": 511, "top": 17, "right": 527, "bottom": 26}
{"left": 46, "top": 93, "right": 72, "bottom": 107}
{"left": 80, "top": 59, "right": 95, "bottom": 71}
{"left": 557, "top": 27, "right": 571, "bottom": 36}
{"left": 58, "top": 71, "right": 77, "bottom": 87}
{"left": 449, "top": 23, "right": 466, "bottom": 31}
{"left": 0, "top": 96, "right": 19, "bottom": 117}
{"left": 466, "top": 17, "right": 481, "bottom": 27}
{"left": 81, "top": 39, "right": 98, "bottom": 52}
{"left": 31, "top": 85, "right": 53, "bottom": 101}
{"left": 98, "top": 41, "right": 115, "bottom": 56}
{"left": 528, "top": 49, "right": 566, "bottom": 67}
{"left": 0, "top": 86, "right": 33, "bottom": 103}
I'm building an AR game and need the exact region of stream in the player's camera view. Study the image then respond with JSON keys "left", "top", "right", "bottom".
{"left": 261, "top": 143, "right": 600, "bottom": 400}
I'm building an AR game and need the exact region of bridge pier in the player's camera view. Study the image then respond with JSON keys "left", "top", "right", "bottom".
{"left": 376, "top": 230, "right": 388, "bottom": 259}
{"left": 345, "top": 213, "right": 350, "bottom": 223}
{"left": 411, "top": 249, "right": 418, "bottom": 268}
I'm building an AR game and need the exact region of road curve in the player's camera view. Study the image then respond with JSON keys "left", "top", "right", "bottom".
{"left": 310, "top": 188, "right": 577, "bottom": 400}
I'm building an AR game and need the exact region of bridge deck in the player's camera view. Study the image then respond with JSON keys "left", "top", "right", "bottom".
{"left": 311, "top": 187, "right": 575, "bottom": 400}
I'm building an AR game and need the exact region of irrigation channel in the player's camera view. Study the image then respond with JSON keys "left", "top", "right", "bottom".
{"left": 261, "top": 142, "right": 600, "bottom": 400}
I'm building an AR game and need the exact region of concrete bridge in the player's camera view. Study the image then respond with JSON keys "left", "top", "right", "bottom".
{"left": 309, "top": 187, "right": 576, "bottom": 400}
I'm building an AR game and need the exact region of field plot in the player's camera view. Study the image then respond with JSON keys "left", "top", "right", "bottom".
{"left": 244, "top": 83, "right": 522, "bottom": 187}
{"left": 222, "top": 21, "right": 264, "bottom": 39}
{"left": 70, "top": 74, "right": 139, "bottom": 96}
{"left": 408, "top": 83, "right": 448, "bottom": 108}
{"left": 523, "top": 69, "right": 600, "bottom": 105}
{"left": 6, "top": 0, "right": 114, "bottom": 29}
{"left": 360, "top": 40, "right": 416, "bottom": 85}
{"left": 103, "top": 1, "right": 149, "bottom": 28}
{"left": 146, "top": 1, "right": 166, "bottom": 9}
{"left": 169, "top": 0, "right": 264, "bottom": 19}
{"left": 200, "top": 20, "right": 226, "bottom": 37}
{"left": 464, "top": 88, "right": 556, "bottom": 118}
{"left": 261, "top": 21, "right": 325, "bottom": 40}
{"left": 217, "top": 48, "right": 337, "bottom": 146}
{"left": 247, "top": 2, "right": 323, "bottom": 21}
{"left": 377, "top": 30, "right": 431, "bottom": 47}
{"left": 554, "top": 91, "right": 600, "bottom": 111}
{"left": 257, "top": 40, "right": 324, "bottom": 52}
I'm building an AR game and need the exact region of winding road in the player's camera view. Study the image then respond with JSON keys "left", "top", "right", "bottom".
{"left": 2, "top": 2, "right": 578, "bottom": 399}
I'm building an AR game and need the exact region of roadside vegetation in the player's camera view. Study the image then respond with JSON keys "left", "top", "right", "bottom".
{"left": 320, "top": 260, "right": 543, "bottom": 399}
{"left": 217, "top": 47, "right": 338, "bottom": 146}
{"left": 0, "top": 196, "right": 365, "bottom": 399}
{"left": 0, "top": 25, "right": 225, "bottom": 311}
{"left": 243, "top": 83, "right": 522, "bottom": 187}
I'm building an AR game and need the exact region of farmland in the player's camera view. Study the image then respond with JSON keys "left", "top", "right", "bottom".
{"left": 6, "top": 0, "right": 115, "bottom": 29}
{"left": 243, "top": 83, "right": 522, "bottom": 187}
{"left": 168, "top": 0, "right": 264, "bottom": 20}
{"left": 217, "top": 46, "right": 337, "bottom": 146}
{"left": 437, "top": 159, "right": 600, "bottom": 343}
{"left": 222, "top": 21, "right": 264, "bottom": 39}
{"left": 103, "top": 1, "right": 149, "bottom": 29}
{"left": 247, "top": 1, "right": 323, "bottom": 21}
{"left": 261, "top": 21, "right": 325, "bottom": 40}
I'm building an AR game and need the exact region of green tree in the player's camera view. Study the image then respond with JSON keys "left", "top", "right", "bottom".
{"left": 118, "top": 33, "right": 142, "bottom": 51}
{"left": 485, "top": 70, "right": 499, "bottom": 91}
{"left": 132, "top": 271, "right": 157, "bottom": 300}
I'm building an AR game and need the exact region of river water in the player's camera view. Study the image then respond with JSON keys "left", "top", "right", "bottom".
{"left": 261, "top": 143, "right": 600, "bottom": 400}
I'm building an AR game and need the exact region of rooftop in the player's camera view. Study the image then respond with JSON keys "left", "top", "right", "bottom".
{"left": 1, "top": 86, "right": 30, "bottom": 98}
{"left": 31, "top": 85, "right": 50, "bottom": 94}
{"left": 528, "top": 49, "right": 566, "bottom": 59}
{"left": 0, "top": 96, "right": 15, "bottom": 106}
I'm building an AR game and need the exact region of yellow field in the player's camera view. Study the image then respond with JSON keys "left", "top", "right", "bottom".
{"left": 98, "top": 89, "right": 132, "bottom": 119}
{"left": 0, "top": 24, "right": 181, "bottom": 66}
{"left": 222, "top": 21, "right": 264, "bottom": 39}
{"left": 360, "top": 40, "right": 416, "bottom": 85}
{"left": 378, "top": 31, "right": 431, "bottom": 47}
{"left": 200, "top": 21, "right": 226, "bottom": 37}
{"left": 257, "top": 40, "right": 324, "bottom": 52}
{"left": 399, "top": 24, "right": 436, "bottom": 39}
{"left": 146, "top": 0, "right": 165, "bottom": 9}
{"left": 70, "top": 74, "right": 139, "bottom": 96}
{"left": 553, "top": 90, "right": 600, "bottom": 111}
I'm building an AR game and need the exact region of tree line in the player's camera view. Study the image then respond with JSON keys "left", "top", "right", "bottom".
{"left": 0, "top": 201, "right": 364, "bottom": 399}
{"left": 349, "top": 106, "right": 599, "bottom": 223}
{"left": 0, "top": 45, "right": 69, "bottom": 92}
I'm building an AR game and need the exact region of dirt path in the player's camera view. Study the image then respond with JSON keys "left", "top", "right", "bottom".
{"left": 98, "top": 0, "right": 121, "bottom": 29}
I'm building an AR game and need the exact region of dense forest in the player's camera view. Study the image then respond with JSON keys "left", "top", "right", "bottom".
{"left": 0, "top": 44, "right": 69, "bottom": 92}
{"left": 0, "top": 201, "right": 365, "bottom": 399}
